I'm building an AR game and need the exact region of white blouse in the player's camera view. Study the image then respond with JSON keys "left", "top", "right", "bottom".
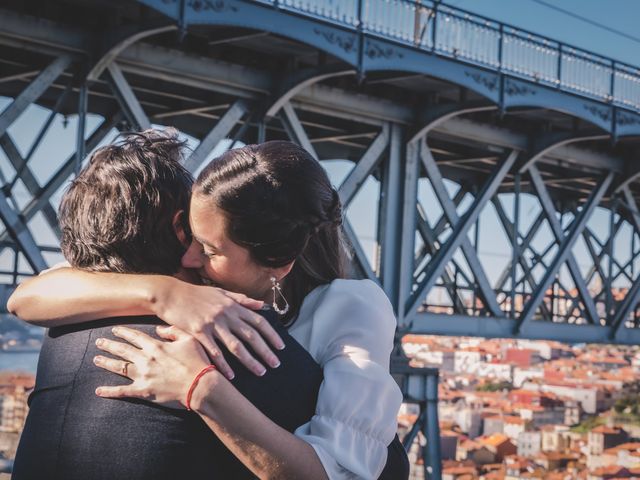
{"left": 288, "top": 279, "right": 403, "bottom": 479}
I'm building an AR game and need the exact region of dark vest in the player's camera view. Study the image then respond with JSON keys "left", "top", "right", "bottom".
{"left": 13, "top": 310, "right": 408, "bottom": 479}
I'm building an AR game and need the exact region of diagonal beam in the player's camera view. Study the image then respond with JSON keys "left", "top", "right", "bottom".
{"left": 0, "top": 71, "right": 39, "bottom": 84}
{"left": 528, "top": 165, "right": 600, "bottom": 324}
{"left": 278, "top": 102, "right": 377, "bottom": 286}
{"left": 106, "top": 62, "right": 151, "bottom": 131}
{"left": 0, "top": 135, "right": 60, "bottom": 237}
{"left": 514, "top": 173, "right": 613, "bottom": 334}
{"left": 405, "top": 150, "right": 518, "bottom": 319}
{"left": 0, "top": 189, "right": 47, "bottom": 272}
{"left": 343, "top": 218, "right": 379, "bottom": 285}
{"left": 432, "top": 188, "right": 467, "bottom": 238}
{"left": 610, "top": 191, "right": 640, "bottom": 339}
{"left": 412, "top": 187, "right": 468, "bottom": 275}
{"left": 583, "top": 222, "right": 623, "bottom": 299}
{"left": 280, "top": 102, "right": 317, "bottom": 160}
{"left": 414, "top": 187, "right": 468, "bottom": 270}
{"left": 2, "top": 115, "right": 119, "bottom": 242}
{"left": 183, "top": 99, "right": 249, "bottom": 173}
{"left": 622, "top": 186, "right": 640, "bottom": 235}
{"left": 614, "top": 257, "right": 635, "bottom": 285}
{"left": 610, "top": 275, "right": 640, "bottom": 339}
{"left": 0, "top": 55, "right": 72, "bottom": 138}
{"left": 493, "top": 206, "right": 545, "bottom": 291}
{"left": 8, "top": 77, "right": 74, "bottom": 192}
{"left": 420, "top": 142, "right": 504, "bottom": 317}
{"left": 415, "top": 205, "right": 467, "bottom": 314}
{"left": 492, "top": 201, "right": 552, "bottom": 321}
{"left": 338, "top": 123, "right": 389, "bottom": 207}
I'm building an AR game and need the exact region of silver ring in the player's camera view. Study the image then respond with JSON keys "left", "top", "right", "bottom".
{"left": 122, "top": 361, "right": 132, "bottom": 376}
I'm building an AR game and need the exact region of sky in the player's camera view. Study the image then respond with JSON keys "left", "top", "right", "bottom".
{"left": 451, "top": 0, "right": 640, "bottom": 67}
{"left": 1, "top": 0, "right": 639, "bottom": 298}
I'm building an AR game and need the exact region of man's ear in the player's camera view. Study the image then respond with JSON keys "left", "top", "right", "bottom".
{"left": 172, "top": 210, "right": 190, "bottom": 248}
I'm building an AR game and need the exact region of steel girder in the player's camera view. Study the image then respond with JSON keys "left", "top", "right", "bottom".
{"left": 528, "top": 165, "right": 600, "bottom": 325}
{"left": 0, "top": 55, "right": 72, "bottom": 138}
{"left": 0, "top": 135, "right": 60, "bottom": 238}
{"left": 513, "top": 173, "right": 614, "bottom": 335}
{"left": 405, "top": 149, "right": 519, "bottom": 320}
{"left": 106, "top": 63, "right": 151, "bottom": 131}
{"left": 183, "top": 100, "right": 249, "bottom": 173}
{"left": 1, "top": 4, "right": 640, "bottom": 344}
{"left": 279, "top": 100, "right": 383, "bottom": 284}
{"left": 419, "top": 143, "right": 504, "bottom": 318}
{"left": 0, "top": 8, "right": 627, "bottom": 170}
{"left": 86, "top": 24, "right": 177, "bottom": 82}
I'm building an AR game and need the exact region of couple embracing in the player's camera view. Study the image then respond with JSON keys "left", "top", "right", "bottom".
{"left": 9, "top": 129, "right": 408, "bottom": 479}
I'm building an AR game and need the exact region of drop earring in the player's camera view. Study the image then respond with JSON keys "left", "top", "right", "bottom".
{"left": 270, "top": 276, "right": 290, "bottom": 315}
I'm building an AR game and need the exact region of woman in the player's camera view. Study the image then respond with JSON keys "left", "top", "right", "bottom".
{"left": 9, "top": 141, "right": 403, "bottom": 479}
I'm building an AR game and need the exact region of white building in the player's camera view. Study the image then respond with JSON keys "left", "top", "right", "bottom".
{"left": 541, "top": 425, "right": 570, "bottom": 452}
{"left": 477, "top": 362, "right": 512, "bottom": 381}
{"left": 518, "top": 431, "right": 541, "bottom": 457}
{"left": 440, "top": 399, "right": 483, "bottom": 438}
{"left": 523, "top": 382, "right": 602, "bottom": 414}
{"left": 512, "top": 367, "right": 544, "bottom": 388}
{"left": 454, "top": 350, "right": 482, "bottom": 374}
{"left": 516, "top": 340, "right": 564, "bottom": 360}
{"left": 503, "top": 416, "right": 528, "bottom": 441}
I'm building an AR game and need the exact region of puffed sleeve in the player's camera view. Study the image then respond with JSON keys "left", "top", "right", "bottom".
{"left": 293, "top": 279, "right": 403, "bottom": 479}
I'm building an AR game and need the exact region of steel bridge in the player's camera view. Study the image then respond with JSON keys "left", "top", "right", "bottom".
{"left": 2, "top": 0, "right": 640, "bottom": 477}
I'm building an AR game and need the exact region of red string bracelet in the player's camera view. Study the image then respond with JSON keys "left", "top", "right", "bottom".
{"left": 186, "top": 365, "right": 216, "bottom": 411}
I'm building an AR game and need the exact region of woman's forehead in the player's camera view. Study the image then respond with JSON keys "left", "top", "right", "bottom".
{"left": 189, "top": 196, "right": 226, "bottom": 240}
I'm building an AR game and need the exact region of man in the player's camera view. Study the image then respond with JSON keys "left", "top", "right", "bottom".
{"left": 11, "top": 129, "right": 323, "bottom": 479}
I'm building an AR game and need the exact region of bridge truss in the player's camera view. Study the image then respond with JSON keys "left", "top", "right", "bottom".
{"left": 2, "top": 0, "right": 640, "bottom": 477}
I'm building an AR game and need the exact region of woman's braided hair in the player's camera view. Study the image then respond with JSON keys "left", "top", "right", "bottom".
{"left": 194, "top": 140, "right": 349, "bottom": 324}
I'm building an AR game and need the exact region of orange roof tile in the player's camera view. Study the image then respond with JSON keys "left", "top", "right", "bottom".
{"left": 479, "top": 433, "right": 512, "bottom": 447}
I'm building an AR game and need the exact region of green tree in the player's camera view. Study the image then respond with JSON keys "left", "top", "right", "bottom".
{"left": 476, "top": 381, "right": 513, "bottom": 392}
{"left": 614, "top": 395, "right": 640, "bottom": 415}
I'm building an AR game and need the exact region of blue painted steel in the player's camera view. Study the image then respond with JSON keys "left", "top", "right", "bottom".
{"left": 411, "top": 312, "right": 640, "bottom": 345}
{"left": 135, "top": 0, "right": 640, "bottom": 136}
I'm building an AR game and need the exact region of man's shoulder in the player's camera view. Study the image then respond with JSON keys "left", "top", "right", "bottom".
{"left": 36, "top": 316, "right": 166, "bottom": 390}
{"left": 48, "top": 315, "right": 165, "bottom": 338}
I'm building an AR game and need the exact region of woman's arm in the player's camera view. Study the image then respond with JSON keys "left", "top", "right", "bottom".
{"left": 191, "top": 369, "right": 328, "bottom": 480}
{"left": 94, "top": 325, "right": 328, "bottom": 480}
{"left": 7, "top": 268, "right": 162, "bottom": 325}
{"left": 8, "top": 268, "right": 283, "bottom": 378}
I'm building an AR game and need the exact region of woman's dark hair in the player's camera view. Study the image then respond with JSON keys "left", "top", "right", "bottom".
{"left": 59, "top": 128, "right": 193, "bottom": 275}
{"left": 195, "top": 140, "right": 349, "bottom": 324}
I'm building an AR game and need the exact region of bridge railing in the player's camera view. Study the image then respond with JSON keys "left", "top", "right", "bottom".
{"left": 252, "top": 0, "right": 640, "bottom": 111}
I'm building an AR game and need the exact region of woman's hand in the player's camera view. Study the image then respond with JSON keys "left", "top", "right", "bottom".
{"left": 95, "top": 325, "right": 328, "bottom": 479}
{"left": 93, "top": 325, "right": 219, "bottom": 409}
{"left": 152, "top": 280, "right": 285, "bottom": 379}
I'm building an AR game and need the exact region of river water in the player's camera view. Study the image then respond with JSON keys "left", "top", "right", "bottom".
{"left": 0, "top": 352, "right": 39, "bottom": 374}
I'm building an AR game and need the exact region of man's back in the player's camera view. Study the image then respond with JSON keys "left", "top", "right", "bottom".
{"left": 13, "top": 312, "right": 323, "bottom": 480}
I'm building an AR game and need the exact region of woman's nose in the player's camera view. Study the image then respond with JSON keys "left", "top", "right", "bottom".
{"left": 181, "top": 241, "right": 203, "bottom": 269}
